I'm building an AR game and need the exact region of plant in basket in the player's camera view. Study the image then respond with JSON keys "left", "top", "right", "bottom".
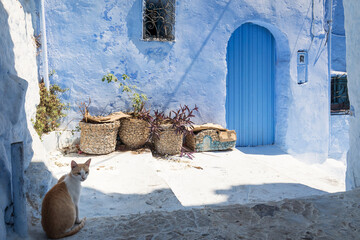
{"left": 102, "top": 73, "right": 151, "bottom": 149}
{"left": 150, "top": 105, "right": 199, "bottom": 156}
{"left": 78, "top": 98, "right": 121, "bottom": 155}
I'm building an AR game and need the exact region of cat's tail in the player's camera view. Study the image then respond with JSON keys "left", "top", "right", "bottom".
{"left": 53, "top": 217, "right": 87, "bottom": 239}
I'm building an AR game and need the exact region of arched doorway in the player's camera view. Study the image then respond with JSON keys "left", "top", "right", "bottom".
{"left": 226, "top": 23, "right": 276, "bottom": 147}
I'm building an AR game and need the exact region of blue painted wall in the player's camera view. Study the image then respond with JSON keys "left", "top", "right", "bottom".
{"left": 330, "top": 0, "right": 346, "bottom": 71}
{"left": 45, "top": 0, "right": 228, "bottom": 123}
{"left": 45, "top": 0, "right": 330, "bottom": 162}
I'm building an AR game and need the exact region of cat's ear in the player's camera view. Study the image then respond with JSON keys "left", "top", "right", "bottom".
{"left": 71, "top": 160, "right": 78, "bottom": 169}
{"left": 85, "top": 158, "right": 91, "bottom": 167}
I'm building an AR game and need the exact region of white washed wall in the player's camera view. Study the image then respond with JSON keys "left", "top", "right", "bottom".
{"left": 343, "top": 0, "right": 360, "bottom": 190}
{"left": 0, "top": 0, "right": 39, "bottom": 238}
{"left": 329, "top": 115, "right": 349, "bottom": 162}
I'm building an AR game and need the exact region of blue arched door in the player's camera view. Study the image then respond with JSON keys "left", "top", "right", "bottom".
{"left": 226, "top": 23, "right": 275, "bottom": 147}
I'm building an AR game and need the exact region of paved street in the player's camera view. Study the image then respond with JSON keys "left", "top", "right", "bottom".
{"left": 28, "top": 188, "right": 360, "bottom": 239}
{"left": 26, "top": 146, "right": 350, "bottom": 239}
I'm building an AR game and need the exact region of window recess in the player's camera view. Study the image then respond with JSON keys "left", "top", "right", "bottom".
{"left": 142, "top": 0, "right": 176, "bottom": 41}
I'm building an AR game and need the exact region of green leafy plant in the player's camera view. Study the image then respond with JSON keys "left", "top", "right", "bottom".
{"left": 102, "top": 73, "right": 148, "bottom": 115}
{"left": 33, "top": 82, "right": 69, "bottom": 136}
{"left": 71, "top": 125, "right": 81, "bottom": 136}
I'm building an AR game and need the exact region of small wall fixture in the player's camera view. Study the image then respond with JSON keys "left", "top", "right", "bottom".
{"left": 297, "top": 50, "right": 308, "bottom": 84}
{"left": 350, "top": 105, "right": 355, "bottom": 117}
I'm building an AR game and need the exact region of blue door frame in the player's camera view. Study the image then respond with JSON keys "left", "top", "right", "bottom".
{"left": 226, "top": 23, "right": 275, "bottom": 147}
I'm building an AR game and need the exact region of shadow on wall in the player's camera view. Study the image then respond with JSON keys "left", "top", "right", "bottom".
{"left": 0, "top": 1, "right": 35, "bottom": 238}
{"left": 0, "top": 5, "right": 15, "bottom": 239}
{"left": 163, "top": 0, "right": 232, "bottom": 110}
{"left": 126, "top": 0, "right": 174, "bottom": 64}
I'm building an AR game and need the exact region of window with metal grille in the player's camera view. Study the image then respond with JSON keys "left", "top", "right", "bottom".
{"left": 331, "top": 73, "right": 350, "bottom": 114}
{"left": 142, "top": 0, "right": 175, "bottom": 41}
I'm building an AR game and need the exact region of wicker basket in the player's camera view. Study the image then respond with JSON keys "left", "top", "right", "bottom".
{"left": 154, "top": 124, "right": 183, "bottom": 155}
{"left": 79, "top": 121, "right": 120, "bottom": 154}
{"left": 118, "top": 118, "right": 150, "bottom": 149}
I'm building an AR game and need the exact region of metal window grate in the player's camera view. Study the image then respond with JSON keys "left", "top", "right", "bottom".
{"left": 142, "top": 0, "right": 175, "bottom": 41}
{"left": 331, "top": 73, "right": 350, "bottom": 114}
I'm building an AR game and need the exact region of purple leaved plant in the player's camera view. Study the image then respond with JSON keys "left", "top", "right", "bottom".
{"left": 149, "top": 105, "right": 199, "bottom": 140}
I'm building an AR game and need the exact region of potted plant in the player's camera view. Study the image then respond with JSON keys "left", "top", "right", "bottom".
{"left": 78, "top": 98, "right": 123, "bottom": 155}
{"left": 102, "top": 73, "right": 150, "bottom": 149}
{"left": 150, "top": 105, "right": 199, "bottom": 156}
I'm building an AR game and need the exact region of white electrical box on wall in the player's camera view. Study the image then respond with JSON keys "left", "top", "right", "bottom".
{"left": 297, "top": 50, "right": 308, "bottom": 84}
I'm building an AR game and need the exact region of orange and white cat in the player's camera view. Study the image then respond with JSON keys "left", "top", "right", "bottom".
{"left": 41, "top": 159, "right": 91, "bottom": 239}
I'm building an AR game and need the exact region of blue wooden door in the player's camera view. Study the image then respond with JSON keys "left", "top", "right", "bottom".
{"left": 226, "top": 23, "right": 275, "bottom": 147}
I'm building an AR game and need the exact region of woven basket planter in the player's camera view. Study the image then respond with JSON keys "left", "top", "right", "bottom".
{"left": 79, "top": 121, "right": 120, "bottom": 154}
{"left": 154, "top": 124, "right": 183, "bottom": 155}
{"left": 119, "top": 118, "right": 150, "bottom": 149}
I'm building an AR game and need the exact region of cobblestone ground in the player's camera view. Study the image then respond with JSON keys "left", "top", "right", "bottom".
{"left": 29, "top": 188, "right": 360, "bottom": 240}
